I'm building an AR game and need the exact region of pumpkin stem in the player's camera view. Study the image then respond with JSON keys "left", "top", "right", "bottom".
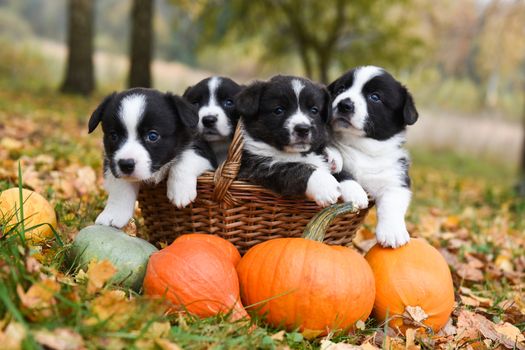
{"left": 302, "top": 202, "right": 358, "bottom": 242}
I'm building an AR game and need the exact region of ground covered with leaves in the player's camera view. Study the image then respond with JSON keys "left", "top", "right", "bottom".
{"left": 0, "top": 82, "right": 524, "bottom": 349}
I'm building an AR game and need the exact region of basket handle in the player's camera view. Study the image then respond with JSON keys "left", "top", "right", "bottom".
{"left": 212, "top": 120, "right": 245, "bottom": 204}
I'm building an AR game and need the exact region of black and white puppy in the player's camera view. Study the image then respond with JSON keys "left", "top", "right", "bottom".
{"left": 88, "top": 88, "right": 216, "bottom": 228}
{"left": 327, "top": 66, "right": 419, "bottom": 247}
{"left": 236, "top": 75, "right": 369, "bottom": 208}
{"left": 183, "top": 76, "right": 243, "bottom": 163}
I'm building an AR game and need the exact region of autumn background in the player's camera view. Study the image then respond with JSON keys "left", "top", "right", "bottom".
{"left": 0, "top": 0, "right": 524, "bottom": 349}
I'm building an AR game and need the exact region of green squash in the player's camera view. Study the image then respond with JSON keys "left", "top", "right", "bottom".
{"left": 69, "top": 225, "right": 158, "bottom": 292}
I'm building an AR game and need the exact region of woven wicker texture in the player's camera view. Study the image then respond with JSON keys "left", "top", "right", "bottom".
{"left": 137, "top": 122, "right": 372, "bottom": 254}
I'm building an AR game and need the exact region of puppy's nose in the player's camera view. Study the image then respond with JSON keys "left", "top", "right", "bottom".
{"left": 202, "top": 115, "right": 218, "bottom": 128}
{"left": 118, "top": 159, "right": 135, "bottom": 175}
{"left": 337, "top": 99, "right": 355, "bottom": 114}
{"left": 294, "top": 123, "right": 311, "bottom": 138}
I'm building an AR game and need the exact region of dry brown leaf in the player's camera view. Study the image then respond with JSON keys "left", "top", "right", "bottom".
{"left": 495, "top": 254, "right": 514, "bottom": 273}
{"left": 319, "top": 340, "right": 362, "bottom": 350}
{"left": 493, "top": 322, "right": 525, "bottom": 345}
{"left": 34, "top": 328, "right": 85, "bottom": 350}
{"left": 460, "top": 295, "right": 481, "bottom": 307}
{"left": 154, "top": 338, "right": 182, "bottom": 350}
{"left": 405, "top": 328, "right": 417, "bottom": 347}
{"left": 0, "top": 322, "right": 26, "bottom": 350}
{"left": 456, "top": 263, "right": 484, "bottom": 282}
{"left": 404, "top": 305, "right": 429, "bottom": 323}
{"left": 353, "top": 227, "right": 377, "bottom": 253}
{"left": 456, "top": 310, "right": 525, "bottom": 350}
{"left": 438, "top": 318, "right": 457, "bottom": 336}
{"left": 86, "top": 260, "right": 117, "bottom": 294}
{"left": 360, "top": 343, "right": 380, "bottom": 350}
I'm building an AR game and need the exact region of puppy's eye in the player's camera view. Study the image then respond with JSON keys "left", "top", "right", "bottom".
{"left": 146, "top": 130, "right": 160, "bottom": 143}
{"left": 273, "top": 107, "right": 285, "bottom": 116}
{"left": 110, "top": 132, "right": 119, "bottom": 142}
{"left": 192, "top": 102, "right": 200, "bottom": 108}
{"left": 369, "top": 93, "right": 381, "bottom": 102}
{"left": 223, "top": 99, "right": 234, "bottom": 108}
{"left": 310, "top": 106, "right": 319, "bottom": 114}
{"left": 337, "top": 86, "right": 346, "bottom": 94}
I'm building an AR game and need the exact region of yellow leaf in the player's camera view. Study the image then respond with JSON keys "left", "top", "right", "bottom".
{"left": 17, "top": 278, "right": 60, "bottom": 310}
{"left": 144, "top": 321, "right": 171, "bottom": 339}
{"left": 87, "top": 260, "right": 117, "bottom": 294}
{"left": 89, "top": 290, "right": 136, "bottom": 331}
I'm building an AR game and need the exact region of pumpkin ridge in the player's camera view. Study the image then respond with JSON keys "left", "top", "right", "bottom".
{"left": 267, "top": 239, "right": 294, "bottom": 324}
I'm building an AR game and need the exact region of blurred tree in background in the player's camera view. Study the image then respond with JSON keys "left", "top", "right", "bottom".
{"left": 189, "top": 0, "right": 425, "bottom": 83}
{"left": 129, "top": 0, "right": 153, "bottom": 88}
{"left": 61, "top": 0, "right": 94, "bottom": 95}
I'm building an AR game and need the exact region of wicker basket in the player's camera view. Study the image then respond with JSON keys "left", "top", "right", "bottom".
{"left": 137, "top": 122, "right": 372, "bottom": 254}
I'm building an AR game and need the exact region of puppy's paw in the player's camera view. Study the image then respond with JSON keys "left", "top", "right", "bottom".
{"left": 324, "top": 147, "right": 343, "bottom": 174}
{"left": 340, "top": 180, "right": 369, "bottom": 209}
{"left": 375, "top": 220, "right": 410, "bottom": 248}
{"left": 306, "top": 170, "right": 341, "bottom": 207}
{"left": 95, "top": 208, "right": 132, "bottom": 228}
{"left": 167, "top": 178, "right": 197, "bottom": 208}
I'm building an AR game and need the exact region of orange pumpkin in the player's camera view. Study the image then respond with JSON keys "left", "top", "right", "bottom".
{"left": 365, "top": 238, "right": 455, "bottom": 333}
{"left": 143, "top": 239, "right": 248, "bottom": 321}
{"left": 237, "top": 203, "right": 375, "bottom": 337}
{"left": 173, "top": 233, "right": 241, "bottom": 266}
{"left": 0, "top": 188, "right": 57, "bottom": 244}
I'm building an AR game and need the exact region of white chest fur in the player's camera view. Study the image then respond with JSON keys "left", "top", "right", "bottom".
{"left": 333, "top": 132, "right": 408, "bottom": 198}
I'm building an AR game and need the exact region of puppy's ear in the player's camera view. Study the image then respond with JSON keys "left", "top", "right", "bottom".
{"left": 182, "top": 86, "right": 192, "bottom": 98}
{"left": 326, "top": 80, "right": 337, "bottom": 95}
{"left": 166, "top": 92, "right": 198, "bottom": 129}
{"left": 402, "top": 89, "right": 418, "bottom": 125}
{"left": 88, "top": 92, "right": 116, "bottom": 134}
{"left": 235, "top": 81, "right": 265, "bottom": 117}
{"left": 320, "top": 87, "right": 332, "bottom": 124}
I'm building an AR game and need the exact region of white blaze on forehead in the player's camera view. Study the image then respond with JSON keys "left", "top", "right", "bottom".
{"left": 331, "top": 66, "right": 383, "bottom": 132}
{"left": 119, "top": 94, "right": 146, "bottom": 128}
{"left": 198, "top": 76, "right": 231, "bottom": 138}
{"left": 292, "top": 79, "right": 305, "bottom": 100}
{"left": 114, "top": 93, "right": 152, "bottom": 180}
{"left": 286, "top": 79, "right": 311, "bottom": 136}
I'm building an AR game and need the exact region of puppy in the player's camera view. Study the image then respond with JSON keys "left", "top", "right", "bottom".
{"left": 183, "top": 76, "right": 243, "bottom": 163}
{"left": 236, "top": 75, "right": 369, "bottom": 208}
{"left": 88, "top": 88, "right": 216, "bottom": 228}
{"left": 327, "top": 66, "right": 419, "bottom": 247}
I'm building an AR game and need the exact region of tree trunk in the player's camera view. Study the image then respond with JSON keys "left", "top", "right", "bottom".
{"left": 129, "top": 0, "right": 153, "bottom": 88}
{"left": 61, "top": 0, "right": 95, "bottom": 95}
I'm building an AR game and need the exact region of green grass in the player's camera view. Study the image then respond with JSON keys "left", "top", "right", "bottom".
{"left": 1, "top": 38, "right": 524, "bottom": 348}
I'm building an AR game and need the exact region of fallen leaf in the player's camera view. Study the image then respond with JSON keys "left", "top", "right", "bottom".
{"left": 271, "top": 330, "right": 285, "bottom": 341}
{"left": 34, "top": 328, "right": 84, "bottom": 350}
{"left": 456, "top": 310, "right": 525, "bottom": 350}
{"left": 493, "top": 322, "right": 525, "bottom": 344}
{"left": 319, "top": 340, "right": 361, "bottom": 350}
{"left": 355, "top": 319, "right": 366, "bottom": 330}
{"left": 154, "top": 339, "right": 182, "bottom": 350}
{"left": 0, "top": 322, "right": 26, "bottom": 350}
{"left": 404, "top": 305, "right": 428, "bottom": 323}
{"left": 88, "top": 290, "right": 136, "bottom": 330}
{"left": 86, "top": 260, "right": 117, "bottom": 294}
{"left": 17, "top": 278, "right": 60, "bottom": 320}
